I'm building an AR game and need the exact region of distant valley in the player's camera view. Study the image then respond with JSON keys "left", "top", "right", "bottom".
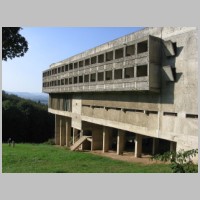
{"left": 6, "top": 91, "right": 49, "bottom": 105}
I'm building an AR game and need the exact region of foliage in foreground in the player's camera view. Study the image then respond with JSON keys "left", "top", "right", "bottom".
{"left": 2, "top": 143, "right": 171, "bottom": 173}
{"left": 151, "top": 149, "right": 198, "bottom": 173}
{"left": 2, "top": 27, "right": 28, "bottom": 61}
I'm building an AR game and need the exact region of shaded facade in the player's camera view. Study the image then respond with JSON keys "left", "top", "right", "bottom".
{"left": 42, "top": 27, "right": 198, "bottom": 157}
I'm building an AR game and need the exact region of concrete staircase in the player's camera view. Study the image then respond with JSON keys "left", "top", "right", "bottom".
{"left": 70, "top": 136, "right": 92, "bottom": 151}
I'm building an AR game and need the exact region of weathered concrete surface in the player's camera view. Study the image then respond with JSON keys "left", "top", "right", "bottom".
{"left": 47, "top": 27, "right": 198, "bottom": 156}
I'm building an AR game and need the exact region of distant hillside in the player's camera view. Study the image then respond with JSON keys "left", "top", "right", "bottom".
{"left": 6, "top": 91, "right": 48, "bottom": 105}
{"left": 2, "top": 91, "right": 54, "bottom": 143}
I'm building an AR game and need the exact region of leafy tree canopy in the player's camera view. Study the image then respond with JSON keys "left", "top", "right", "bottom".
{"left": 2, "top": 27, "right": 28, "bottom": 61}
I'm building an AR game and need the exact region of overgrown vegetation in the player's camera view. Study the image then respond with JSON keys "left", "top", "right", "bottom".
{"left": 2, "top": 91, "right": 54, "bottom": 143}
{"left": 2, "top": 143, "right": 171, "bottom": 173}
{"left": 151, "top": 149, "right": 198, "bottom": 173}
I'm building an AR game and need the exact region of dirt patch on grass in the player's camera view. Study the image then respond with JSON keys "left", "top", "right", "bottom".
{"left": 88, "top": 150, "right": 165, "bottom": 165}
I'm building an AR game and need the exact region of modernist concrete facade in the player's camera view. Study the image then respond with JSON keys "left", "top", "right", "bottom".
{"left": 42, "top": 27, "right": 198, "bottom": 158}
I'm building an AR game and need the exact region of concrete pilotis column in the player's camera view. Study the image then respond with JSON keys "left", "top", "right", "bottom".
{"left": 134, "top": 134, "right": 142, "bottom": 158}
{"left": 152, "top": 138, "right": 159, "bottom": 155}
{"left": 117, "top": 130, "right": 125, "bottom": 155}
{"left": 91, "top": 128, "right": 103, "bottom": 151}
{"left": 60, "top": 117, "right": 66, "bottom": 146}
{"left": 103, "top": 126, "right": 110, "bottom": 153}
{"left": 170, "top": 141, "right": 176, "bottom": 152}
{"left": 73, "top": 128, "right": 79, "bottom": 144}
{"left": 65, "top": 118, "right": 71, "bottom": 147}
{"left": 55, "top": 115, "right": 60, "bottom": 145}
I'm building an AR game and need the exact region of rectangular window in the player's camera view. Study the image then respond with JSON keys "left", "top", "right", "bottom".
{"left": 79, "top": 60, "right": 84, "bottom": 68}
{"left": 114, "top": 69, "right": 122, "bottom": 79}
{"left": 106, "top": 51, "right": 113, "bottom": 61}
{"left": 85, "top": 58, "right": 90, "bottom": 66}
{"left": 65, "top": 64, "right": 68, "bottom": 71}
{"left": 84, "top": 74, "right": 89, "bottom": 83}
{"left": 74, "top": 62, "right": 78, "bottom": 69}
{"left": 61, "top": 79, "right": 64, "bottom": 85}
{"left": 65, "top": 78, "right": 68, "bottom": 85}
{"left": 125, "top": 67, "right": 134, "bottom": 78}
{"left": 69, "top": 63, "right": 73, "bottom": 70}
{"left": 137, "top": 40, "right": 148, "bottom": 54}
{"left": 106, "top": 70, "right": 112, "bottom": 81}
{"left": 79, "top": 75, "right": 83, "bottom": 83}
{"left": 58, "top": 67, "right": 61, "bottom": 73}
{"left": 98, "top": 54, "right": 104, "bottom": 63}
{"left": 74, "top": 76, "right": 78, "bottom": 84}
{"left": 90, "top": 73, "right": 96, "bottom": 82}
{"left": 163, "top": 112, "right": 177, "bottom": 116}
{"left": 115, "top": 48, "right": 124, "bottom": 59}
{"left": 58, "top": 80, "right": 61, "bottom": 86}
{"left": 126, "top": 44, "right": 135, "bottom": 56}
{"left": 186, "top": 114, "right": 198, "bottom": 119}
{"left": 91, "top": 56, "right": 97, "bottom": 64}
{"left": 137, "top": 64, "right": 148, "bottom": 77}
{"left": 62, "top": 66, "right": 64, "bottom": 72}
{"left": 98, "top": 72, "right": 104, "bottom": 81}
{"left": 69, "top": 77, "right": 73, "bottom": 84}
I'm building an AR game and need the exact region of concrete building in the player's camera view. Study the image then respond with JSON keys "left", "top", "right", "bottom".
{"left": 42, "top": 27, "right": 198, "bottom": 158}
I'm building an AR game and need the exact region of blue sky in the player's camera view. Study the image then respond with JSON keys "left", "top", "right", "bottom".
{"left": 2, "top": 27, "right": 144, "bottom": 93}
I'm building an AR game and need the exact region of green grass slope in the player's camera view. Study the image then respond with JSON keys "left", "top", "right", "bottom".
{"left": 2, "top": 143, "right": 171, "bottom": 173}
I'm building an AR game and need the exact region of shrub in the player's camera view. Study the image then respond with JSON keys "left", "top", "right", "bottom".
{"left": 151, "top": 149, "right": 198, "bottom": 173}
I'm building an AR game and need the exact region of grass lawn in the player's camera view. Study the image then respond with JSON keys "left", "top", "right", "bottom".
{"left": 2, "top": 143, "right": 172, "bottom": 173}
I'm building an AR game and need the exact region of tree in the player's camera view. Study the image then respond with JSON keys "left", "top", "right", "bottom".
{"left": 2, "top": 27, "right": 28, "bottom": 61}
{"left": 151, "top": 149, "right": 198, "bottom": 173}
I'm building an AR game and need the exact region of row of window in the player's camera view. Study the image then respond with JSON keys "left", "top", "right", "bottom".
{"left": 82, "top": 105, "right": 198, "bottom": 119}
{"left": 43, "top": 65, "right": 148, "bottom": 87}
{"left": 43, "top": 40, "right": 148, "bottom": 77}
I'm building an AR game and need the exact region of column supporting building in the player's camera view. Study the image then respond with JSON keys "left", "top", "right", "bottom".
{"left": 103, "top": 126, "right": 110, "bottom": 153}
{"left": 60, "top": 116, "right": 66, "bottom": 146}
{"left": 117, "top": 130, "right": 125, "bottom": 155}
{"left": 152, "top": 138, "right": 159, "bottom": 155}
{"left": 55, "top": 115, "right": 60, "bottom": 145}
{"left": 65, "top": 117, "right": 71, "bottom": 147}
{"left": 135, "top": 133, "right": 142, "bottom": 158}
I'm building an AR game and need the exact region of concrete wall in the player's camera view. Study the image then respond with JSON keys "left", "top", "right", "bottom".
{"left": 48, "top": 27, "right": 198, "bottom": 152}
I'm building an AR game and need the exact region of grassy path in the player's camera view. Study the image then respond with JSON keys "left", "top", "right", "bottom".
{"left": 2, "top": 143, "right": 171, "bottom": 173}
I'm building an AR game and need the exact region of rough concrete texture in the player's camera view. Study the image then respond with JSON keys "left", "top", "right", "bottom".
{"left": 45, "top": 27, "right": 198, "bottom": 156}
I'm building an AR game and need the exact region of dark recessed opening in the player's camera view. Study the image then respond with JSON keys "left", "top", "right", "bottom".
{"left": 58, "top": 67, "right": 61, "bottom": 73}
{"left": 186, "top": 114, "right": 198, "bottom": 119}
{"left": 85, "top": 58, "right": 90, "bottom": 66}
{"left": 114, "top": 69, "right": 122, "bottom": 79}
{"left": 69, "top": 77, "right": 73, "bottom": 84}
{"left": 65, "top": 65, "right": 68, "bottom": 71}
{"left": 90, "top": 73, "right": 96, "bottom": 82}
{"left": 74, "top": 76, "right": 78, "bottom": 84}
{"left": 137, "top": 40, "right": 148, "bottom": 54}
{"left": 126, "top": 44, "right": 135, "bottom": 56}
{"left": 74, "top": 62, "right": 78, "bottom": 69}
{"left": 79, "top": 60, "right": 84, "bottom": 68}
{"left": 91, "top": 56, "right": 97, "bottom": 64}
{"left": 125, "top": 67, "right": 134, "bottom": 78}
{"left": 62, "top": 66, "right": 64, "bottom": 72}
{"left": 163, "top": 112, "right": 177, "bottom": 116}
{"left": 98, "top": 72, "right": 104, "bottom": 81}
{"left": 98, "top": 54, "right": 104, "bottom": 63}
{"left": 58, "top": 80, "right": 61, "bottom": 86}
{"left": 115, "top": 48, "right": 124, "bottom": 59}
{"left": 106, "top": 70, "right": 112, "bottom": 81}
{"left": 65, "top": 78, "right": 68, "bottom": 85}
{"left": 106, "top": 51, "right": 113, "bottom": 61}
{"left": 84, "top": 74, "right": 89, "bottom": 83}
{"left": 61, "top": 79, "right": 64, "bottom": 85}
{"left": 79, "top": 75, "right": 83, "bottom": 83}
{"left": 137, "top": 65, "right": 148, "bottom": 77}
{"left": 69, "top": 63, "right": 73, "bottom": 70}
